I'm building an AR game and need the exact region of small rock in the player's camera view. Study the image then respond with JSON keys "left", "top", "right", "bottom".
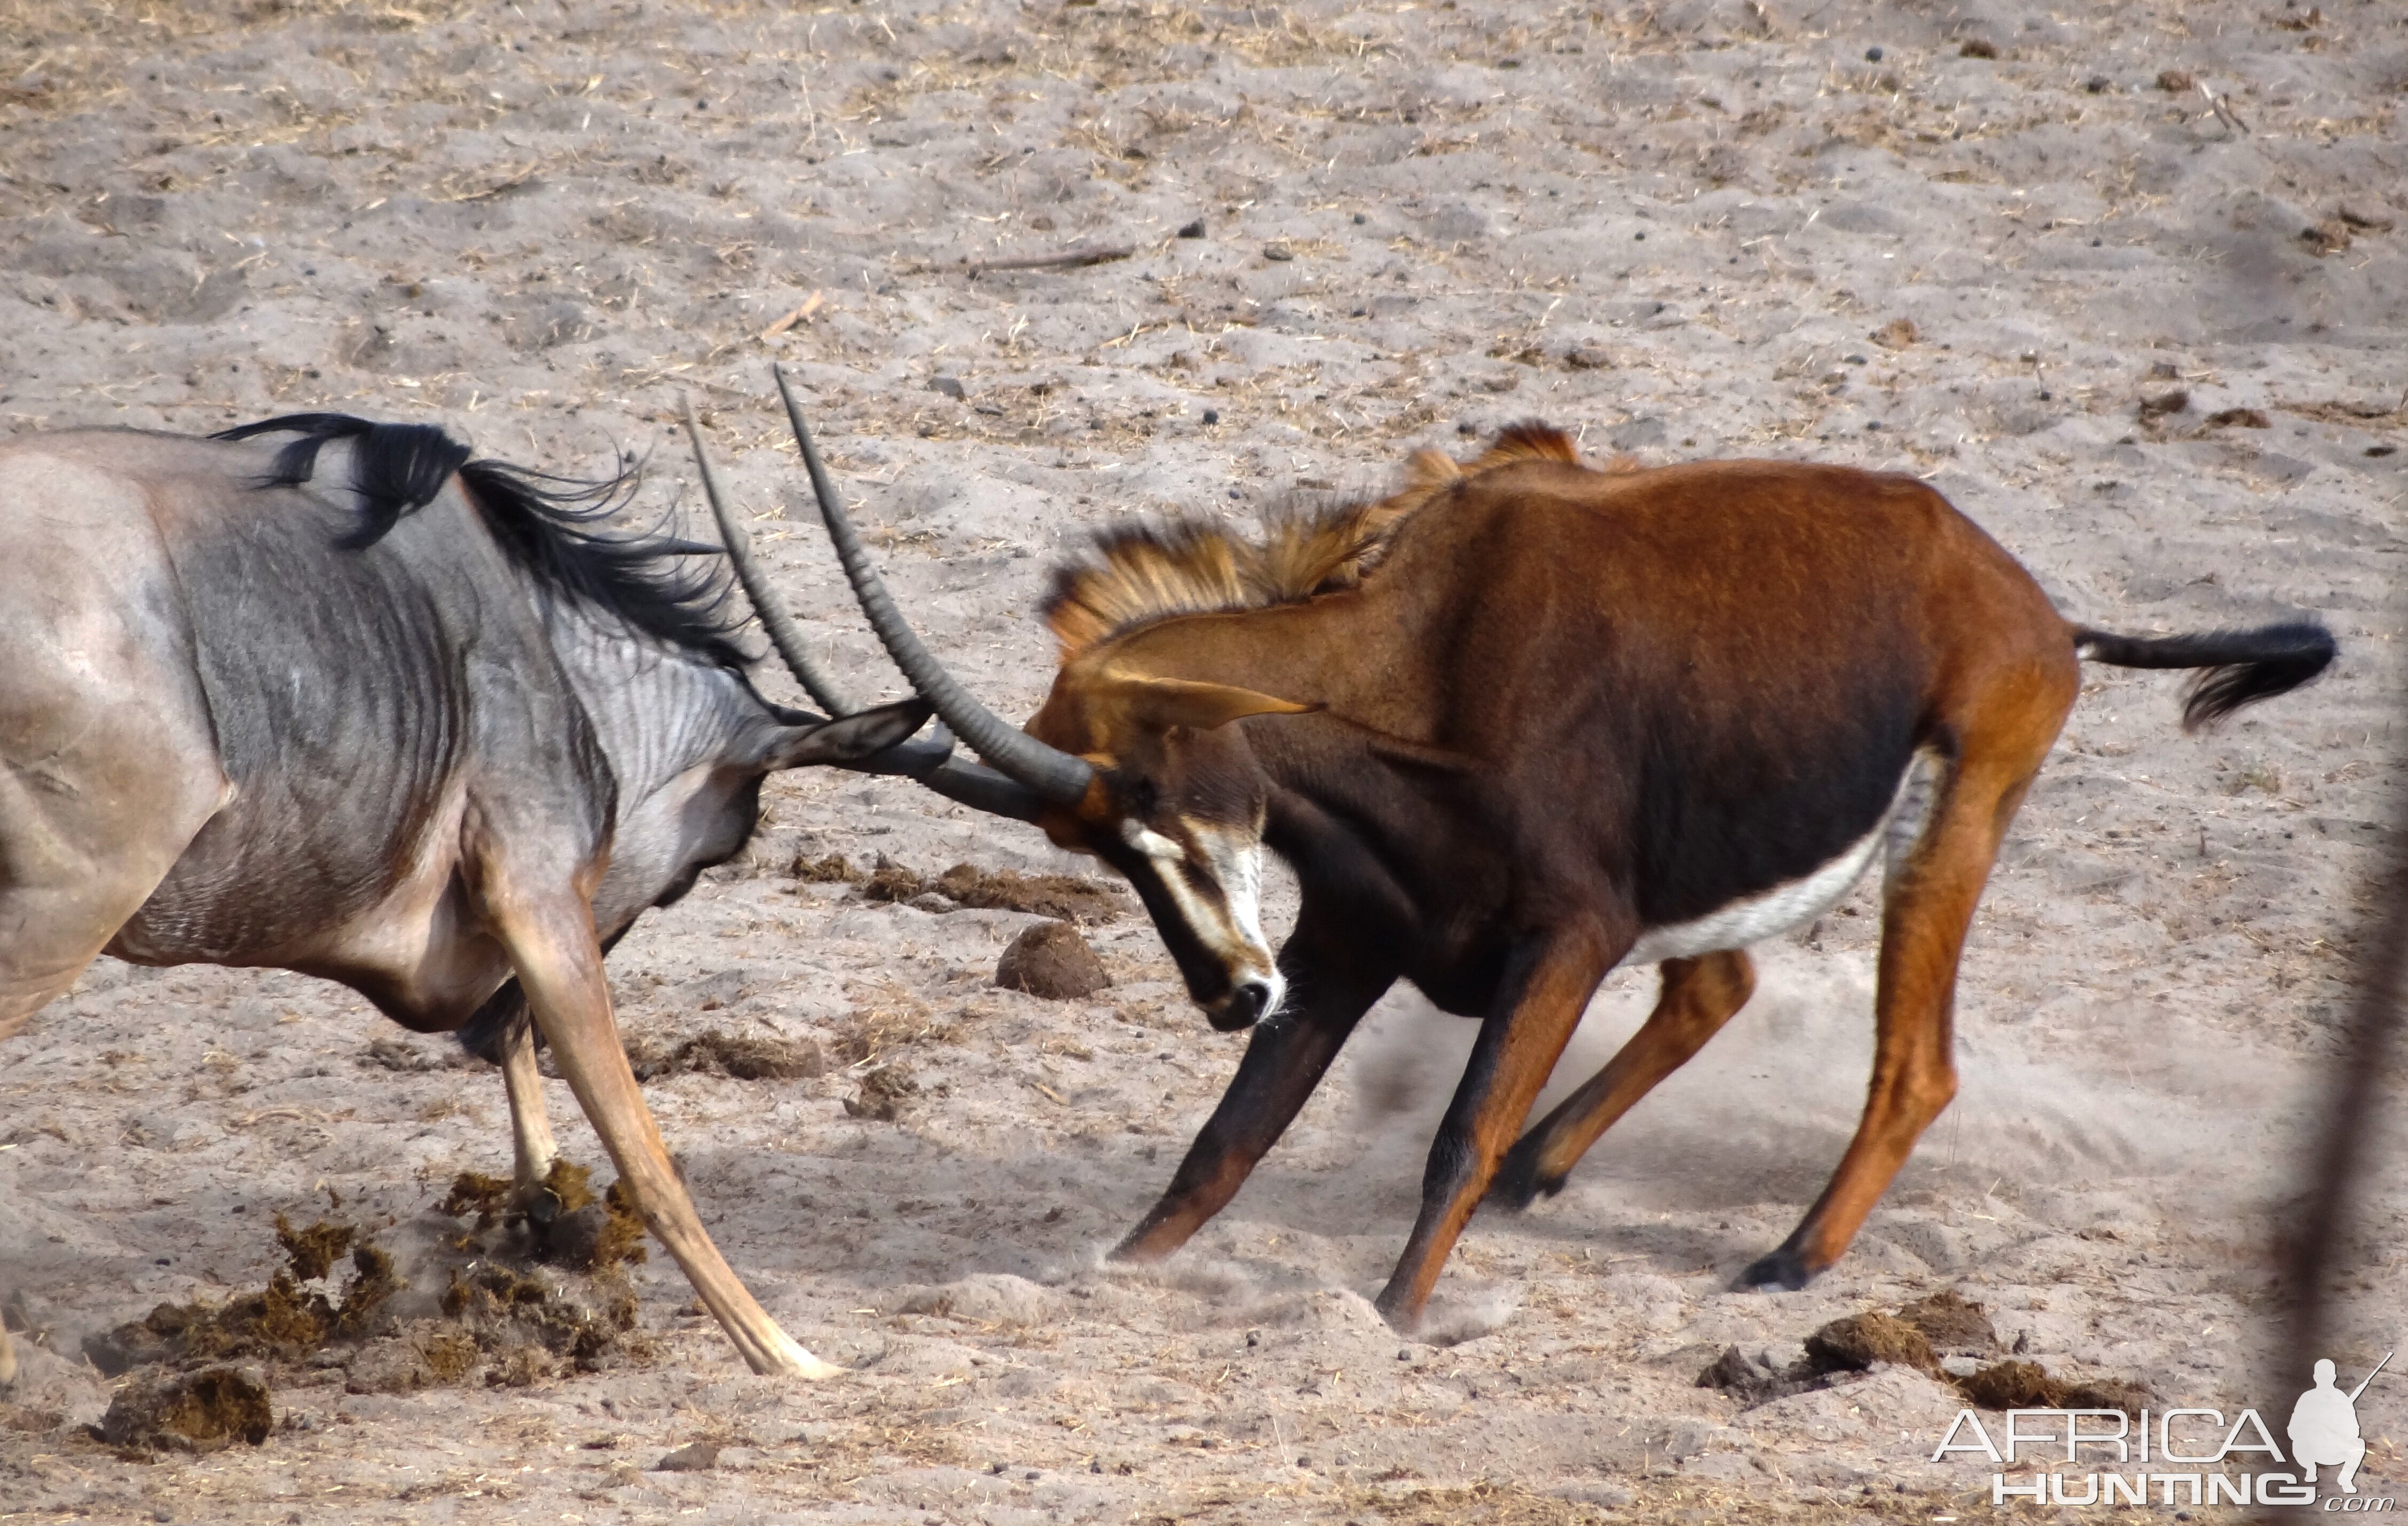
{"left": 1262, "top": 242, "right": 1295, "bottom": 261}
{"left": 1864, "top": 46, "right": 1883, "bottom": 61}
{"left": 1201, "top": 408, "right": 1219, "bottom": 425}
{"left": 2156, "top": 68, "right": 2194, "bottom": 93}
{"left": 1177, "top": 218, "right": 1205, "bottom": 238}
{"left": 654, "top": 1441, "right": 719, "bottom": 1472}
{"left": 928, "top": 375, "right": 966, "bottom": 400}
{"left": 995, "top": 921, "right": 1109, "bottom": 1000}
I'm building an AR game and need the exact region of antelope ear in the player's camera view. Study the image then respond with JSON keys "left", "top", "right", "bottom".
{"left": 772, "top": 698, "right": 935, "bottom": 768}
{"left": 1095, "top": 670, "right": 1319, "bottom": 733}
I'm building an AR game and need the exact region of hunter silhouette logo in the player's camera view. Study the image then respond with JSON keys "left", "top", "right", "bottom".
{"left": 1930, "top": 1347, "right": 2396, "bottom": 1507}
{"left": 2291, "top": 1353, "right": 2390, "bottom": 1497}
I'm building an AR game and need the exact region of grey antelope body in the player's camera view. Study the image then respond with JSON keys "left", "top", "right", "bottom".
{"left": 747, "top": 377, "right": 2335, "bottom": 1334}
{"left": 0, "top": 415, "right": 932, "bottom": 1380}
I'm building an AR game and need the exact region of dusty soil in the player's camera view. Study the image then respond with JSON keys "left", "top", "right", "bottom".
{"left": 4, "top": 0, "right": 2406, "bottom": 1521}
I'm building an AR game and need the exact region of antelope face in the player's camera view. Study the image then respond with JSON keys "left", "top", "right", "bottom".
{"left": 1029, "top": 670, "right": 1313, "bottom": 1031}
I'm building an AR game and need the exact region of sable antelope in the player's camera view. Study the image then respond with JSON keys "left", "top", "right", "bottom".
{"left": 0, "top": 409, "right": 947, "bottom": 1380}
{"left": 761, "top": 374, "right": 2333, "bottom": 1333}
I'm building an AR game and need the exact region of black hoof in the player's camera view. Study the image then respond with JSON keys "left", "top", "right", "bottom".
{"left": 1736, "top": 1247, "right": 1816, "bottom": 1292}
{"left": 1488, "top": 1145, "right": 1566, "bottom": 1213}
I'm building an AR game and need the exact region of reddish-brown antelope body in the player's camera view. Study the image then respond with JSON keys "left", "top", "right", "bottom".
{"left": 771, "top": 384, "right": 2334, "bottom": 1334}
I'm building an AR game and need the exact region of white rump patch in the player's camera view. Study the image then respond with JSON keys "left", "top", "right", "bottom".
{"left": 1620, "top": 750, "right": 1942, "bottom": 967}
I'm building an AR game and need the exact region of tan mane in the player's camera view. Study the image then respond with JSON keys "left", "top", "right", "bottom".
{"left": 1042, "top": 422, "right": 1592, "bottom": 657}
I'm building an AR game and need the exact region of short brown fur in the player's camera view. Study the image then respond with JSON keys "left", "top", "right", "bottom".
{"left": 825, "top": 423, "right": 2334, "bottom": 1336}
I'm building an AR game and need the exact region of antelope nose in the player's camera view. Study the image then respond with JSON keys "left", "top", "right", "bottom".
{"left": 1230, "top": 979, "right": 1273, "bottom": 1027}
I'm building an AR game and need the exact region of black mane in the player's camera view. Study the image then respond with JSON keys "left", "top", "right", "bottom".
{"left": 215, "top": 412, "right": 748, "bottom": 669}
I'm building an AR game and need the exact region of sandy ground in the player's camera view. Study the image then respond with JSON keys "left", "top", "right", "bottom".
{"left": 3, "top": 0, "right": 2406, "bottom": 1521}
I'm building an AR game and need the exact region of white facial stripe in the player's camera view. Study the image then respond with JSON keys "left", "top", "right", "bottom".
{"left": 1144, "top": 818, "right": 1281, "bottom": 1014}
{"left": 1191, "top": 825, "right": 1269, "bottom": 956}
{"left": 1120, "top": 818, "right": 1187, "bottom": 861}
{"left": 1620, "top": 748, "right": 1942, "bottom": 968}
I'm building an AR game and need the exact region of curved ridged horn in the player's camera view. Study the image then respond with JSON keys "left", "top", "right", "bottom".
{"left": 680, "top": 394, "right": 853, "bottom": 717}
{"left": 772, "top": 363, "right": 1096, "bottom": 807}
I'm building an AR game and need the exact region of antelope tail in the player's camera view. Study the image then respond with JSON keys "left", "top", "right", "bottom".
{"left": 2073, "top": 620, "right": 2336, "bottom": 732}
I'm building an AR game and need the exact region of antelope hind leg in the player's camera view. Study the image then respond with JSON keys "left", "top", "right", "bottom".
{"left": 485, "top": 879, "right": 837, "bottom": 1378}
{"left": 1740, "top": 757, "right": 2044, "bottom": 1291}
{"left": 494, "top": 1002, "right": 561, "bottom": 1200}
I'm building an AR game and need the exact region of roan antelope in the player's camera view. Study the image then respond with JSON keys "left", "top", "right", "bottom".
{"left": 0, "top": 409, "right": 954, "bottom": 1382}
{"left": 761, "top": 377, "right": 2333, "bottom": 1333}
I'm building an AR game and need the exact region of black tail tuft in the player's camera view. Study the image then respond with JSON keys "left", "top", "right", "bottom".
{"left": 2074, "top": 620, "right": 2336, "bottom": 732}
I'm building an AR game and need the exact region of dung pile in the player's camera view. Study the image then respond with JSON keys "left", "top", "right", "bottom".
{"left": 995, "top": 920, "right": 1111, "bottom": 999}
{"left": 84, "top": 1215, "right": 398, "bottom": 1376}
{"left": 349, "top": 1159, "right": 654, "bottom": 1391}
{"left": 800, "top": 851, "right": 1129, "bottom": 921}
{"left": 85, "top": 1168, "right": 656, "bottom": 1440}
{"left": 625, "top": 1029, "right": 826, "bottom": 1082}
{"left": 435, "top": 1160, "right": 648, "bottom": 1275}
{"left": 96, "top": 1365, "right": 273, "bottom": 1455}
{"left": 1698, "top": 1289, "right": 2151, "bottom": 1415}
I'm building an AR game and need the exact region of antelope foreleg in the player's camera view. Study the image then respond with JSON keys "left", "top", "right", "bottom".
{"left": 1113, "top": 959, "right": 1386, "bottom": 1264}
{"left": 1374, "top": 931, "right": 1615, "bottom": 1333}
{"left": 1491, "top": 950, "right": 1755, "bottom": 1211}
{"left": 486, "top": 884, "right": 835, "bottom": 1378}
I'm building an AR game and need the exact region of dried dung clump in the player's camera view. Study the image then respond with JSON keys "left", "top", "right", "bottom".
{"left": 436, "top": 1169, "right": 514, "bottom": 1226}
{"left": 1955, "top": 1359, "right": 2151, "bottom": 1417}
{"left": 1700, "top": 1287, "right": 2147, "bottom": 1416}
{"left": 86, "top": 1173, "right": 656, "bottom": 1422}
{"left": 810, "top": 852, "right": 1129, "bottom": 922}
{"left": 2137, "top": 387, "right": 2191, "bottom": 422}
{"left": 1804, "top": 1311, "right": 1937, "bottom": 1374}
{"left": 627, "top": 1030, "right": 825, "bottom": 1082}
{"left": 1871, "top": 317, "right": 1919, "bottom": 349}
{"left": 438, "top": 1160, "right": 648, "bottom": 1272}
{"left": 342, "top": 1322, "right": 485, "bottom": 1395}
{"left": 996, "top": 920, "right": 1111, "bottom": 999}
{"left": 97, "top": 1365, "right": 272, "bottom": 1454}
{"left": 429, "top": 1259, "right": 640, "bottom": 1386}
{"left": 84, "top": 1216, "right": 398, "bottom": 1376}
{"left": 794, "top": 852, "right": 863, "bottom": 884}
{"left": 360, "top": 1035, "right": 473, "bottom": 1073}
{"left": 845, "top": 1063, "right": 919, "bottom": 1121}
{"left": 1896, "top": 1288, "right": 1996, "bottom": 1352}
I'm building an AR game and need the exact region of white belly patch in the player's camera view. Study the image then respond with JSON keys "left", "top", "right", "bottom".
{"left": 1617, "top": 751, "right": 1940, "bottom": 967}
